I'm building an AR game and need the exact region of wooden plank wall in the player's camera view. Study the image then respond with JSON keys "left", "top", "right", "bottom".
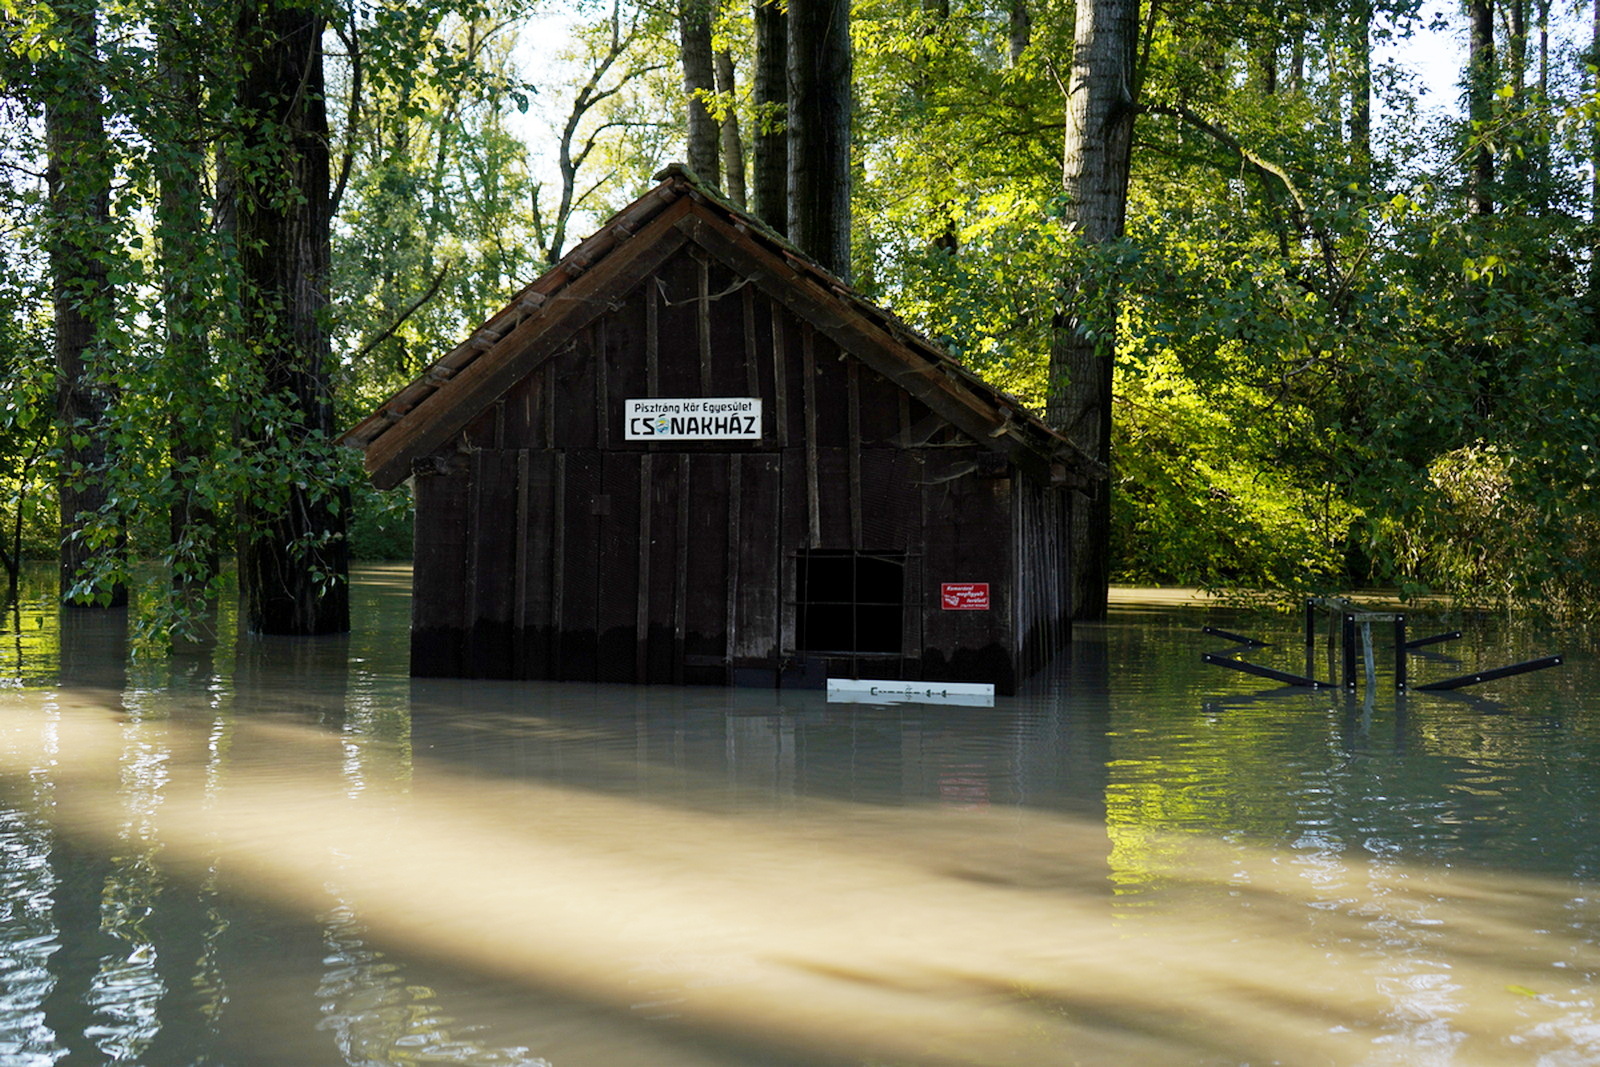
{"left": 731, "top": 452, "right": 781, "bottom": 685}
{"left": 463, "top": 449, "right": 518, "bottom": 676}
{"left": 1011, "top": 476, "right": 1072, "bottom": 684}
{"left": 516, "top": 449, "right": 560, "bottom": 676}
{"left": 919, "top": 449, "right": 1017, "bottom": 693}
{"left": 597, "top": 451, "right": 642, "bottom": 681}
{"left": 558, "top": 450, "right": 602, "bottom": 680}
{"left": 411, "top": 470, "right": 470, "bottom": 677}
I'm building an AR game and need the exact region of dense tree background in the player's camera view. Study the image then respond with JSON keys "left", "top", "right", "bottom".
{"left": 2, "top": 0, "right": 1599, "bottom": 644}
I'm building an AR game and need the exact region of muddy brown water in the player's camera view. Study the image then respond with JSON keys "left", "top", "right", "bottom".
{"left": 0, "top": 566, "right": 1596, "bottom": 1065}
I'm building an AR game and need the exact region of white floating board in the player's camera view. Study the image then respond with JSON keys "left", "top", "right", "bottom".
{"left": 826, "top": 678, "right": 995, "bottom": 707}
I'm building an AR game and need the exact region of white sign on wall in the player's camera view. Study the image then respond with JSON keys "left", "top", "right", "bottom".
{"left": 624, "top": 397, "right": 762, "bottom": 440}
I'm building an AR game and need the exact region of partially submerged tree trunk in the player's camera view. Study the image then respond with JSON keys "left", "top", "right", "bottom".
{"left": 751, "top": 0, "right": 788, "bottom": 232}
{"left": 44, "top": 0, "right": 126, "bottom": 608}
{"left": 1048, "top": 0, "right": 1137, "bottom": 621}
{"left": 234, "top": 0, "right": 349, "bottom": 635}
{"left": 787, "top": 0, "right": 852, "bottom": 280}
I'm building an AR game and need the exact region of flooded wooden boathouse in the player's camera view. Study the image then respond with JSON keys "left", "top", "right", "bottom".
{"left": 343, "top": 166, "right": 1100, "bottom": 694}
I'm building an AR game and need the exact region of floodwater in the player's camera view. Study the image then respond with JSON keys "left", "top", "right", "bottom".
{"left": 1, "top": 567, "right": 1598, "bottom": 1066}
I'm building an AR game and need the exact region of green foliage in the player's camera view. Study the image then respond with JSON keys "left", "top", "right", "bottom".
{"left": 348, "top": 475, "right": 413, "bottom": 559}
{"left": 1111, "top": 360, "right": 1357, "bottom": 595}
{"left": 873, "top": 188, "right": 1063, "bottom": 408}
{"left": 850, "top": 0, "right": 1600, "bottom": 614}
{"left": 0, "top": 253, "right": 56, "bottom": 581}
{"left": 330, "top": 0, "right": 546, "bottom": 418}
{"left": 0, "top": 0, "right": 536, "bottom": 641}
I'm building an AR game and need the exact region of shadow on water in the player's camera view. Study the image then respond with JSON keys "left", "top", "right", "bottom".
{"left": 0, "top": 570, "right": 1598, "bottom": 1064}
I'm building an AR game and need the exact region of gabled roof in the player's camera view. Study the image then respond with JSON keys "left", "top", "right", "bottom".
{"left": 342, "top": 164, "right": 1102, "bottom": 491}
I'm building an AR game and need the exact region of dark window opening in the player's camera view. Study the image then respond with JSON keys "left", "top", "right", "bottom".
{"left": 796, "top": 550, "right": 904, "bottom": 655}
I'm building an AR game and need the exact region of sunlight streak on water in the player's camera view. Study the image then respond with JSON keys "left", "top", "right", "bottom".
{"left": 0, "top": 695, "right": 1596, "bottom": 1064}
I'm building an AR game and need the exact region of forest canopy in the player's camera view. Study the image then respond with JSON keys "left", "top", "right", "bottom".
{"left": 2, "top": 0, "right": 1599, "bottom": 643}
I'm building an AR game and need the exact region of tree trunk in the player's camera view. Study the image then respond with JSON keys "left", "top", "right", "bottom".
{"left": 787, "top": 0, "right": 852, "bottom": 280}
{"left": 234, "top": 0, "right": 350, "bottom": 635}
{"left": 680, "top": 0, "right": 720, "bottom": 185}
{"left": 1591, "top": 0, "right": 1599, "bottom": 334}
{"left": 920, "top": 0, "right": 958, "bottom": 254}
{"left": 1505, "top": 0, "right": 1533, "bottom": 199}
{"left": 1533, "top": 0, "right": 1551, "bottom": 206}
{"left": 1253, "top": 30, "right": 1279, "bottom": 95}
{"left": 1008, "top": 0, "right": 1031, "bottom": 65}
{"left": 1348, "top": 1, "right": 1371, "bottom": 183}
{"left": 751, "top": 0, "right": 788, "bottom": 232}
{"left": 1047, "top": 0, "right": 1137, "bottom": 622}
{"left": 1507, "top": 0, "right": 1527, "bottom": 103}
{"left": 715, "top": 49, "right": 747, "bottom": 208}
{"left": 1468, "top": 0, "right": 1495, "bottom": 215}
{"left": 45, "top": 0, "right": 126, "bottom": 608}
{"left": 156, "top": 10, "right": 220, "bottom": 607}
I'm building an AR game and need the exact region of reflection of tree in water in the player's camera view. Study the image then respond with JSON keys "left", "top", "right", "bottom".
{"left": 82, "top": 708, "right": 170, "bottom": 1064}
{"left": 0, "top": 805, "right": 62, "bottom": 1066}
{"left": 316, "top": 900, "right": 549, "bottom": 1067}
{"left": 1, "top": 568, "right": 69, "bottom": 688}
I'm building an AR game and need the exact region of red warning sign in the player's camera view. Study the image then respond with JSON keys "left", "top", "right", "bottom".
{"left": 940, "top": 583, "right": 990, "bottom": 610}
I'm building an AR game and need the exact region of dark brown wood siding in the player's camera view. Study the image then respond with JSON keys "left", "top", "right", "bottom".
{"left": 917, "top": 449, "right": 1017, "bottom": 693}
{"left": 1012, "top": 476, "right": 1073, "bottom": 683}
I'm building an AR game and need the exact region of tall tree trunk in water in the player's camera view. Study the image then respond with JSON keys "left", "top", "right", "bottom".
{"left": 234, "top": 0, "right": 349, "bottom": 635}
{"left": 1048, "top": 0, "right": 1137, "bottom": 621}
{"left": 787, "top": 0, "right": 852, "bottom": 280}
{"left": 44, "top": 0, "right": 125, "bottom": 607}
{"left": 715, "top": 49, "right": 747, "bottom": 207}
{"left": 751, "top": 0, "right": 788, "bottom": 232}
{"left": 156, "top": 9, "right": 220, "bottom": 613}
{"left": 1468, "top": 0, "right": 1496, "bottom": 215}
{"left": 680, "top": 0, "right": 720, "bottom": 185}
